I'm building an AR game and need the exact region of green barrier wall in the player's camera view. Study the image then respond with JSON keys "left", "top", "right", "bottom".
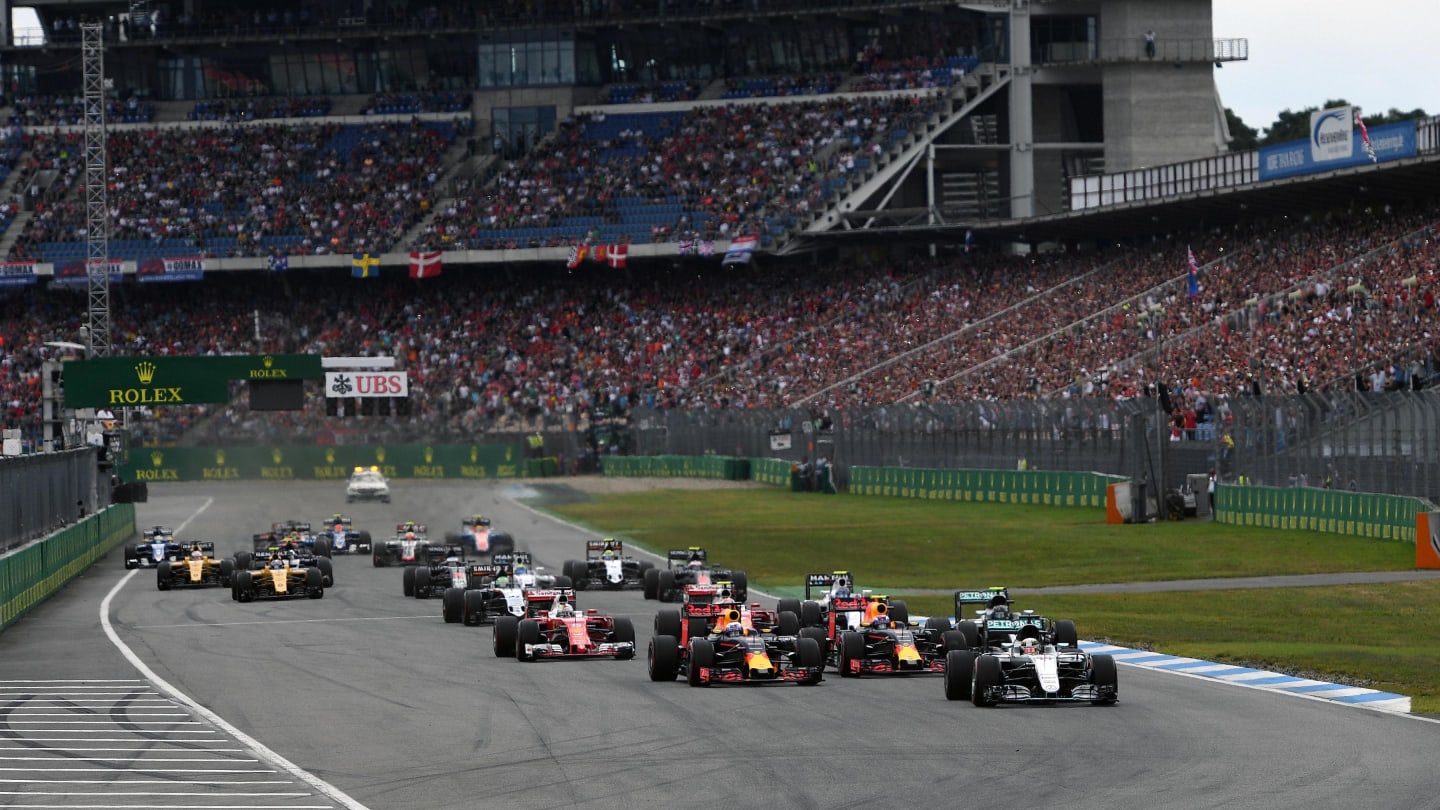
{"left": 1, "top": 503, "right": 135, "bottom": 631}
{"left": 601, "top": 455, "right": 751, "bottom": 480}
{"left": 848, "top": 466, "right": 1116, "bottom": 508}
{"left": 114, "top": 443, "right": 527, "bottom": 482}
{"left": 1214, "top": 485, "right": 1426, "bottom": 542}
{"left": 749, "top": 457, "right": 793, "bottom": 487}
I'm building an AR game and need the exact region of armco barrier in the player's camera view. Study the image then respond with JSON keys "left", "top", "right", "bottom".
{"left": 114, "top": 443, "right": 526, "bottom": 482}
{"left": 601, "top": 455, "right": 751, "bottom": 480}
{"left": 848, "top": 466, "right": 1118, "bottom": 507}
{"left": 749, "top": 457, "right": 793, "bottom": 487}
{"left": 1213, "top": 485, "right": 1427, "bottom": 542}
{"left": 1, "top": 503, "right": 135, "bottom": 632}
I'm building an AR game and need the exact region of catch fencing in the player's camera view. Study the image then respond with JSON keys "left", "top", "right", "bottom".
{"left": 0, "top": 449, "right": 104, "bottom": 553}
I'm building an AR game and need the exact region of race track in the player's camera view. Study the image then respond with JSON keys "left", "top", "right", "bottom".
{"left": 2, "top": 479, "right": 1436, "bottom": 810}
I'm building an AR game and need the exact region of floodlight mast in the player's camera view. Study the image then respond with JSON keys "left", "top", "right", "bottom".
{"left": 82, "top": 22, "right": 111, "bottom": 358}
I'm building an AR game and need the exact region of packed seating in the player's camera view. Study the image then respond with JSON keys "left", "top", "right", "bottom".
{"left": 606, "top": 82, "right": 703, "bottom": 105}
{"left": 720, "top": 74, "right": 843, "bottom": 99}
{"left": 414, "top": 94, "right": 943, "bottom": 251}
{"left": 6, "top": 94, "right": 157, "bottom": 126}
{"left": 849, "top": 56, "right": 980, "bottom": 92}
{"left": 5, "top": 119, "right": 467, "bottom": 263}
{"left": 362, "top": 92, "right": 471, "bottom": 115}
{"left": 189, "top": 96, "right": 333, "bottom": 121}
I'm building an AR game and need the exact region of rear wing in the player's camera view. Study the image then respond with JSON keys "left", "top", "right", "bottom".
{"left": 955, "top": 587, "right": 1010, "bottom": 619}
{"left": 685, "top": 601, "right": 745, "bottom": 623}
{"left": 585, "top": 539, "right": 623, "bottom": 559}
{"left": 804, "top": 571, "right": 852, "bottom": 600}
{"left": 463, "top": 516, "right": 492, "bottom": 528}
{"left": 668, "top": 546, "right": 707, "bottom": 566}
{"left": 395, "top": 523, "right": 429, "bottom": 534}
{"left": 465, "top": 565, "right": 499, "bottom": 580}
{"left": 184, "top": 541, "right": 216, "bottom": 554}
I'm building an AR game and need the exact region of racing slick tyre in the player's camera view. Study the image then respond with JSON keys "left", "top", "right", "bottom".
{"left": 925, "top": 616, "right": 950, "bottom": 634}
{"left": 316, "top": 557, "right": 335, "bottom": 588}
{"left": 218, "top": 558, "right": 235, "bottom": 587}
{"left": 413, "top": 542, "right": 430, "bottom": 565}
{"left": 1089, "top": 654, "right": 1118, "bottom": 705}
{"left": 402, "top": 566, "right": 417, "bottom": 597}
{"left": 687, "top": 638, "right": 715, "bottom": 687}
{"left": 235, "top": 551, "right": 252, "bottom": 572}
{"left": 800, "top": 600, "right": 823, "bottom": 628}
{"left": 463, "top": 590, "right": 486, "bottom": 627}
{"left": 654, "top": 609, "right": 682, "bottom": 640}
{"left": 730, "top": 571, "right": 748, "bottom": 603}
{"left": 357, "top": 531, "right": 372, "bottom": 552}
{"left": 1054, "top": 619, "right": 1079, "bottom": 649}
{"left": 230, "top": 574, "right": 240, "bottom": 601}
{"left": 642, "top": 567, "right": 660, "bottom": 600}
{"left": 552, "top": 575, "right": 573, "bottom": 589}
{"left": 799, "top": 627, "right": 830, "bottom": 661}
{"left": 493, "top": 616, "right": 519, "bottom": 657}
{"left": 306, "top": 567, "right": 325, "bottom": 598}
{"left": 372, "top": 551, "right": 386, "bottom": 568}
{"left": 888, "top": 600, "right": 909, "bottom": 625}
{"left": 235, "top": 570, "right": 256, "bottom": 603}
{"left": 776, "top": 598, "right": 802, "bottom": 619}
{"left": 648, "top": 635, "right": 679, "bottom": 681}
{"left": 840, "top": 631, "right": 864, "bottom": 678}
{"left": 657, "top": 570, "right": 677, "bottom": 603}
{"left": 795, "top": 637, "right": 824, "bottom": 685}
{"left": 516, "top": 619, "right": 541, "bottom": 661}
{"left": 612, "top": 617, "right": 637, "bottom": 660}
{"left": 955, "top": 620, "right": 980, "bottom": 650}
{"left": 972, "top": 654, "right": 1001, "bottom": 707}
{"left": 941, "top": 630, "right": 968, "bottom": 654}
{"left": 567, "top": 561, "right": 588, "bottom": 590}
{"left": 944, "top": 650, "right": 976, "bottom": 701}
{"left": 561, "top": 560, "right": 576, "bottom": 582}
{"left": 414, "top": 572, "right": 432, "bottom": 599}
{"left": 777, "top": 611, "right": 800, "bottom": 636}
{"left": 124, "top": 557, "right": 137, "bottom": 570}
{"left": 156, "top": 566, "right": 172, "bottom": 591}
{"left": 442, "top": 588, "right": 464, "bottom": 623}
{"left": 639, "top": 560, "right": 654, "bottom": 573}
{"left": 313, "top": 537, "right": 332, "bottom": 559}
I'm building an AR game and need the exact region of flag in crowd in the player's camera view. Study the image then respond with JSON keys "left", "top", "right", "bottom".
{"left": 677, "top": 239, "right": 696, "bottom": 255}
{"left": 722, "top": 234, "right": 758, "bottom": 265}
{"left": 698, "top": 240, "right": 715, "bottom": 257}
{"left": 1186, "top": 246, "right": 1201, "bottom": 297}
{"left": 409, "top": 250, "right": 443, "bottom": 278}
{"left": 351, "top": 252, "right": 381, "bottom": 278}
{"left": 1355, "top": 111, "right": 1377, "bottom": 163}
{"left": 964, "top": 230, "right": 974, "bottom": 254}
{"left": 566, "top": 243, "right": 628, "bottom": 269}
{"left": 267, "top": 253, "right": 288, "bottom": 272}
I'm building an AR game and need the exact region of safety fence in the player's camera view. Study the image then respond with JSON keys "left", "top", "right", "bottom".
{"left": 600, "top": 455, "right": 752, "bottom": 481}
{"left": 1, "top": 503, "right": 135, "bottom": 632}
{"left": 1, "top": 449, "right": 103, "bottom": 552}
{"left": 1214, "top": 485, "right": 1427, "bottom": 542}
{"left": 848, "top": 466, "right": 1118, "bottom": 508}
{"left": 113, "top": 443, "right": 529, "bottom": 482}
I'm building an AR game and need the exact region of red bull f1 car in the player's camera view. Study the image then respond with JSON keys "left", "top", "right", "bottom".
{"left": 647, "top": 591, "right": 822, "bottom": 686}
{"left": 644, "top": 546, "right": 748, "bottom": 603}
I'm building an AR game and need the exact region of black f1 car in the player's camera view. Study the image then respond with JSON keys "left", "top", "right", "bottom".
{"left": 564, "top": 538, "right": 652, "bottom": 591}
{"left": 644, "top": 547, "right": 747, "bottom": 603}
{"left": 944, "top": 622, "right": 1117, "bottom": 706}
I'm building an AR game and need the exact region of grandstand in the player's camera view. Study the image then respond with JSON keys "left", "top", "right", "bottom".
{"left": 3, "top": 0, "right": 1440, "bottom": 501}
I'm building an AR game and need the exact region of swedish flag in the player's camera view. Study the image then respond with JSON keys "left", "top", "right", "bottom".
{"left": 351, "top": 252, "right": 381, "bottom": 278}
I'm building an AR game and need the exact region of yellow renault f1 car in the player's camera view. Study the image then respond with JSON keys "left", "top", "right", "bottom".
{"left": 230, "top": 551, "right": 326, "bottom": 602}
{"left": 157, "top": 542, "right": 231, "bottom": 590}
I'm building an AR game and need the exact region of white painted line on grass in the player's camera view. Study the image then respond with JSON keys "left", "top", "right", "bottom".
{"left": 103, "top": 496, "right": 371, "bottom": 810}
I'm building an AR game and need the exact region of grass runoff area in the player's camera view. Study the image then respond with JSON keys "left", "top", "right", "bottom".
{"left": 541, "top": 487, "right": 1440, "bottom": 714}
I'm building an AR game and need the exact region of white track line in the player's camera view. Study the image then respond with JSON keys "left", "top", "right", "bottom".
{"left": 102, "top": 496, "right": 372, "bottom": 810}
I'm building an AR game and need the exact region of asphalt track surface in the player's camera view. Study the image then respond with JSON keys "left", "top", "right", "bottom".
{"left": 2, "top": 480, "right": 1438, "bottom": 810}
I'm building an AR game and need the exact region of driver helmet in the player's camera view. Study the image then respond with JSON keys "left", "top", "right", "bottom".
{"left": 602, "top": 550, "right": 615, "bottom": 560}
{"left": 554, "top": 601, "right": 575, "bottom": 617}
{"left": 724, "top": 621, "right": 745, "bottom": 636}
{"left": 1021, "top": 636, "right": 1041, "bottom": 655}
{"left": 494, "top": 575, "right": 511, "bottom": 587}
{"left": 990, "top": 604, "right": 1009, "bottom": 620}
{"left": 270, "top": 557, "right": 285, "bottom": 569}
{"left": 687, "top": 559, "right": 704, "bottom": 569}
{"left": 190, "top": 550, "right": 203, "bottom": 560}
{"left": 871, "top": 614, "right": 890, "bottom": 629}
{"left": 514, "top": 565, "right": 528, "bottom": 577}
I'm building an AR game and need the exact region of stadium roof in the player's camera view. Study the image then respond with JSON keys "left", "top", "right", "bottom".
{"left": 804, "top": 151, "right": 1440, "bottom": 249}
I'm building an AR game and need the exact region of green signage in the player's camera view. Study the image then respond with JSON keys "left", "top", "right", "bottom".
{"left": 114, "top": 443, "right": 525, "bottom": 482}
{"left": 63, "top": 355, "right": 323, "bottom": 408}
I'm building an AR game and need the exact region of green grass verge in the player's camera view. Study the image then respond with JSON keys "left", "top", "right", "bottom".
{"left": 900, "top": 583, "right": 1440, "bottom": 715}
{"left": 542, "top": 487, "right": 1432, "bottom": 713}
{"left": 545, "top": 489, "right": 1414, "bottom": 589}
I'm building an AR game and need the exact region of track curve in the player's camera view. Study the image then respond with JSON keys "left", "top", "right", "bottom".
{"left": 3, "top": 480, "right": 1437, "bottom": 810}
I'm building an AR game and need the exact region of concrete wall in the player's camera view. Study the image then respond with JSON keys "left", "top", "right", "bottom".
{"left": 1100, "top": 0, "right": 1222, "bottom": 171}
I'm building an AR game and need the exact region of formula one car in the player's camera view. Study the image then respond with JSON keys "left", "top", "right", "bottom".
{"left": 252, "top": 520, "right": 332, "bottom": 558}
{"left": 564, "top": 538, "right": 652, "bottom": 591}
{"left": 374, "top": 522, "right": 430, "bottom": 567}
{"left": 647, "top": 608, "right": 823, "bottom": 687}
{"left": 644, "top": 547, "right": 747, "bottom": 603}
{"left": 491, "top": 591, "right": 636, "bottom": 661}
{"left": 403, "top": 541, "right": 467, "bottom": 597}
{"left": 317, "top": 514, "right": 372, "bottom": 555}
{"left": 946, "top": 622, "right": 1117, "bottom": 706}
{"left": 832, "top": 611, "right": 967, "bottom": 677}
{"left": 454, "top": 557, "right": 575, "bottom": 626}
{"left": 445, "top": 514, "right": 515, "bottom": 557}
{"left": 230, "top": 551, "right": 326, "bottom": 602}
{"left": 156, "top": 541, "right": 233, "bottom": 590}
{"left": 123, "top": 526, "right": 181, "bottom": 569}
{"left": 230, "top": 538, "right": 335, "bottom": 589}
{"left": 940, "top": 588, "right": 1080, "bottom": 653}
{"left": 776, "top": 571, "right": 862, "bottom": 630}
{"left": 346, "top": 466, "right": 390, "bottom": 503}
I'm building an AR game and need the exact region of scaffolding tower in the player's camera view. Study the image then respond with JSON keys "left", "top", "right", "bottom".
{"left": 81, "top": 22, "right": 111, "bottom": 358}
